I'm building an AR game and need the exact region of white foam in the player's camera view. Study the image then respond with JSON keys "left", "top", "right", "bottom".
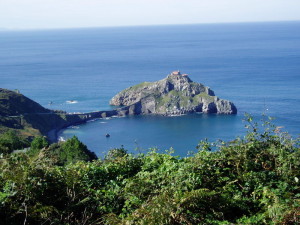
{"left": 58, "top": 136, "right": 66, "bottom": 142}
{"left": 66, "top": 100, "right": 78, "bottom": 104}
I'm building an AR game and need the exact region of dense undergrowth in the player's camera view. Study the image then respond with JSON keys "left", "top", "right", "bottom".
{"left": 0, "top": 116, "right": 299, "bottom": 224}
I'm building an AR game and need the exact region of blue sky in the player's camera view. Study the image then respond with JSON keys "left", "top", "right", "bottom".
{"left": 1, "top": 0, "right": 300, "bottom": 30}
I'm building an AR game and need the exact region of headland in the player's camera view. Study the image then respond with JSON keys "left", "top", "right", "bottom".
{"left": 0, "top": 71, "right": 237, "bottom": 142}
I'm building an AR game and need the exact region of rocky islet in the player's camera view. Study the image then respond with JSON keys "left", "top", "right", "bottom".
{"left": 110, "top": 71, "right": 237, "bottom": 116}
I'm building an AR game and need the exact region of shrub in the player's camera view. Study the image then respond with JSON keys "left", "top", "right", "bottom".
{"left": 0, "top": 130, "right": 30, "bottom": 154}
{"left": 0, "top": 117, "right": 299, "bottom": 224}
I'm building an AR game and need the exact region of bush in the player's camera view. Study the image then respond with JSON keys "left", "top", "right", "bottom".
{"left": 0, "top": 117, "right": 299, "bottom": 224}
{"left": 27, "top": 136, "right": 49, "bottom": 156}
{"left": 44, "top": 136, "right": 97, "bottom": 165}
{"left": 0, "top": 130, "right": 30, "bottom": 154}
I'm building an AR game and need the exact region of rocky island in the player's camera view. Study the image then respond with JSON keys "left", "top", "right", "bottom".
{"left": 0, "top": 71, "right": 236, "bottom": 141}
{"left": 110, "top": 71, "right": 237, "bottom": 116}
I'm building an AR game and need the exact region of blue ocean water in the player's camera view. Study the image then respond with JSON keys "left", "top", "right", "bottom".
{"left": 1, "top": 22, "right": 300, "bottom": 157}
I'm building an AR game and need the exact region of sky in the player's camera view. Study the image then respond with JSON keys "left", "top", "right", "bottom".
{"left": 0, "top": 0, "right": 300, "bottom": 30}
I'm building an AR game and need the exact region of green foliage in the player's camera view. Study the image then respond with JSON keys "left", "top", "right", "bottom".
{"left": 60, "top": 136, "right": 91, "bottom": 163}
{"left": 45, "top": 136, "right": 97, "bottom": 165}
{"left": 155, "top": 89, "right": 215, "bottom": 110}
{"left": 105, "top": 147, "right": 128, "bottom": 160}
{"left": 0, "top": 116, "right": 299, "bottom": 224}
{"left": 0, "top": 130, "right": 30, "bottom": 154}
{"left": 128, "top": 81, "right": 152, "bottom": 91}
{"left": 28, "top": 136, "right": 49, "bottom": 156}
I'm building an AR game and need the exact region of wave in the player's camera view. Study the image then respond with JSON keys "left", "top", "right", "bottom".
{"left": 66, "top": 100, "right": 78, "bottom": 104}
{"left": 58, "top": 136, "right": 66, "bottom": 142}
{"left": 87, "top": 119, "right": 99, "bottom": 123}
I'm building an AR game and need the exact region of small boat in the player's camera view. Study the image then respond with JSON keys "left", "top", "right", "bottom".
{"left": 105, "top": 133, "right": 110, "bottom": 138}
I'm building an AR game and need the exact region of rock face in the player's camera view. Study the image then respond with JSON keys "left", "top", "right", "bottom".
{"left": 110, "top": 71, "right": 237, "bottom": 116}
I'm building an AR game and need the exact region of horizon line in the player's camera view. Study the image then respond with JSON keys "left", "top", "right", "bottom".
{"left": 1, "top": 19, "right": 300, "bottom": 32}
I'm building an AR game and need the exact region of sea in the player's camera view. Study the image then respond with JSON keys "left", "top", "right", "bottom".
{"left": 1, "top": 21, "right": 300, "bottom": 157}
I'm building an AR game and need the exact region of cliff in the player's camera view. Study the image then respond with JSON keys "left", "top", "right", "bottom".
{"left": 0, "top": 88, "right": 116, "bottom": 141}
{"left": 110, "top": 71, "right": 237, "bottom": 116}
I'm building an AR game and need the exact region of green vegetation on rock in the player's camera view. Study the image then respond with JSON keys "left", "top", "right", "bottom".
{"left": 110, "top": 71, "right": 237, "bottom": 115}
{"left": 196, "top": 91, "right": 216, "bottom": 101}
{"left": 128, "top": 81, "right": 152, "bottom": 91}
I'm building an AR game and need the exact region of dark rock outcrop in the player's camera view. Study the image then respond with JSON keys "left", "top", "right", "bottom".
{"left": 110, "top": 71, "right": 237, "bottom": 116}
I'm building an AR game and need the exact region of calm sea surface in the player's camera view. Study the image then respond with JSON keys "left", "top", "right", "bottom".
{"left": 1, "top": 22, "right": 300, "bottom": 157}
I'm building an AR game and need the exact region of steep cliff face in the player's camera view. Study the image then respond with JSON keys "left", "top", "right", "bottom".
{"left": 110, "top": 71, "right": 237, "bottom": 115}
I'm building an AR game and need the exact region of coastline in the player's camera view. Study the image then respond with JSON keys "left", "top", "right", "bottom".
{"left": 45, "top": 109, "right": 119, "bottom": 143}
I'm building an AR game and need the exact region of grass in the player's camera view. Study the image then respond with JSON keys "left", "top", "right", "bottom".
{"left": 155, "top": 90, "right": 216, "bottom": 111}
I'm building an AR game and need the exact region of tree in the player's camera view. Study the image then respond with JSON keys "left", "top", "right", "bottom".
{"left": 0, "top": 130, "right": 29, "bottom": 154}
{"left": 28, "top": 136, "right": 49, "bottom": 156}
{"left": 30, "top": 136, "right": 48, "bottom": 150}
{"left": 47, "top": 136, "right": 97, "bottom": 165}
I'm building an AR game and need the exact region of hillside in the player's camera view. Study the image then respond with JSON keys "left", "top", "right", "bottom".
{"left": 0, "top": 89, "right": 94, "bottom": 141}
{"left": 0, "top": 89, "right": 51, "bottom": 116}
{"left": 0, "top": 89, "right": 50, "bottom": 137}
